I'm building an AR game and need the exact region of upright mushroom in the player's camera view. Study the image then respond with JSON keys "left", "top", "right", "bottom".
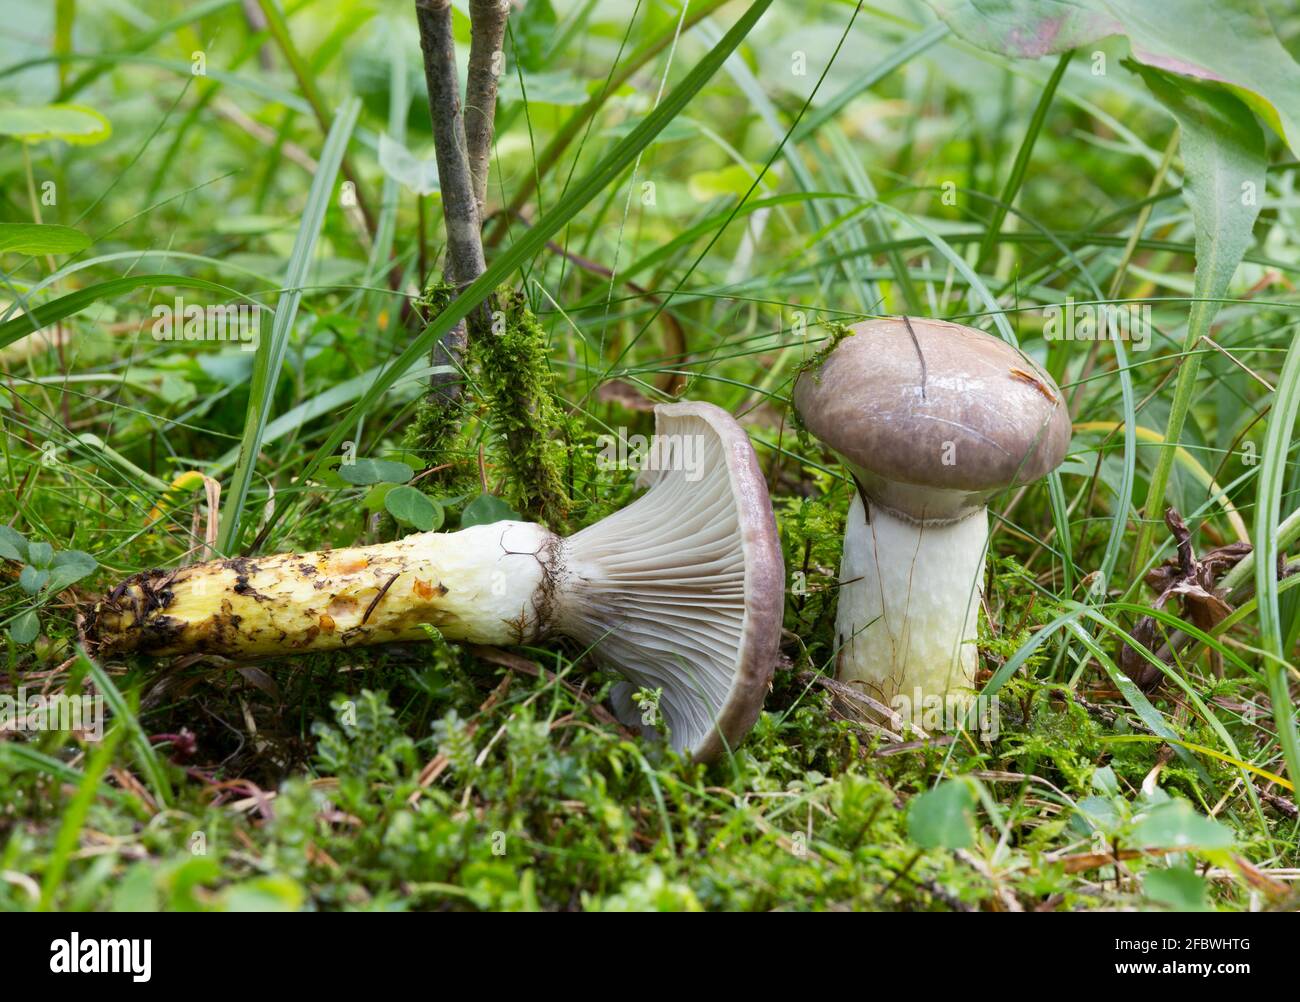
{"left": 87, "top": 402, "right": 783, "bottom": 762}
{"left": 794, "top": 318, "right": 1070, "bottom": 718}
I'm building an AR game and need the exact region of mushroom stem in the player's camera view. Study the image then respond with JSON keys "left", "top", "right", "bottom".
{"left": 88, "top": 522, "right": 557, "bottom": 659}
{"left": 835, "top": 494, "right": 986, "bottom": 711}
{"left": 86, "top": 402, "right": 783, "bottom": 761}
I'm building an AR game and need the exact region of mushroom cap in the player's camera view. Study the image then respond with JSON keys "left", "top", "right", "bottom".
{"left": 794, "top": 318, "right": 1071, "bottom": 515}
{"left": 556, "top": 401, "right": 784, "bottom": 762}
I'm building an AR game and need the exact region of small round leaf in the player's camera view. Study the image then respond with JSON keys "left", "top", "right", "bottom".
{"left": 19, "top": 565, "right": 49, "bottom": 594}
{"left": 385, "top": 486, "right": 443, "bottom": 532}
{"left": 9, "top": 609, "right": 39, "bottom": 644}
{"left": 460, "top": 493, "right": 521, "bottom": 529}
{"left": 337, "top": 458, "right": 415, "bottom": 486}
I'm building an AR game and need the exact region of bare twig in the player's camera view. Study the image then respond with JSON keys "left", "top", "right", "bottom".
{"left": 415, "top": 0, "right": 489, "bottom": 403}
{"left": 240, "top": 0, "right": 274, "bottom": 72}
{"left": 465, "top": 0, "right": 510, "bottom": 216}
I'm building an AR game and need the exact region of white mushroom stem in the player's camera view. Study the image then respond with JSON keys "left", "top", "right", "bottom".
{"left": 835, "top": 493, "right": 987, "bottom": 716}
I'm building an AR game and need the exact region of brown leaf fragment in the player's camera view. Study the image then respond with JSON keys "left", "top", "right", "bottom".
{"left": 1122, "top": 507, "right": 1253, "bottom": 689}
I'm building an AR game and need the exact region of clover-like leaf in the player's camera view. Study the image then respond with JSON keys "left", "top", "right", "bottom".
{"left": 384, "top": 486, "right": 443, "bottom": 532}
{"left": 46, "top": 550, "right": 98, "bottom": 591}
{"left": 0, "top": 525, "right": 27, "bottom": 562}
{"left": 907, "top": 779, "right": 976, "bottom": 850}
{"left": 19, "top": 565, "right": 49, "bottom": 594}
{"left": 459, "top": 493, "right": 522, "bottom": 529}
{"left": 8, "top": 609, "right": 39, "bottom": 644}
{"left": 336, "top": 458, "right": 414, "bottom": 486}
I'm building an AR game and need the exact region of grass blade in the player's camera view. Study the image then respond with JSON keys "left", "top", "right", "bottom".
{"left": 1129, "top": 73, "right": 1266, "bottom": 576}
{"left": 1253, "top": 333, "right": 1300, "bottom": 789}
{"left": 974, "top": 50, "right": 1072, "bottom": 276}
{"left": 216, "top": 97, "right": 362, "bottom": 554}
{"left": 80, "top": 647, "right": 172, "bottom": 807}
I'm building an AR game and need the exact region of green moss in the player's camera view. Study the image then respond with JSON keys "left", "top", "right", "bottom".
{"left": 402, "top": 282, "right": 470, "bottom": 491}
{"left": 472, "top": 289, "right": 572, "bottom": 531}
{"left": 788, "top": 319, "right": 855, "bottom": 439}
{"left": 776, "top": 490, "right": 851, "bottom": 669}
{"left": 795, "top": 318, "right": 855, "bottom": 382}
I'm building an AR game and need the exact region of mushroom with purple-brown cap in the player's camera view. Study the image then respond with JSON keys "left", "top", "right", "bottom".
{"left": 87, "top": 401, "right": 783, "bottom": 763}
{"left": 793, "top": 318, "right": 1071, "bottom": 719}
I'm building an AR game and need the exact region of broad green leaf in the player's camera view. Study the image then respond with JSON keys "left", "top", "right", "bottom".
{"left": 499, "top": 71, "right": 588, "bottom": 107}
{"left": 0, "top": 103, "right": 111, "bottom": 144}
{"left": 687, "top": 163, "right": 768, "bottom": 201}
{"left": 26, "top": 540, "right": 53, "bottom": 568}
{"left": 925, "top": 0, "right": 1117, "bottom": 56}
{"left": 1072, "top": 795, "right": 1121, "bottom": 836}
{"left": 460, "top": 493, "right": 522, "bottom": 529}
{"left": 9, "top": 609, "right": 39, "bottom": 644}
{"left": 926, "top": 0, "right": 1300, "bottom": 152}
{"left": 384, "top": 486, "right": 443, "bottom": 532}
{"left": 907, "top": 779, "right": 976, "bottom": 850}
{"left": 337, "top": 458, "right": 414, "bottom": 486}
{"left": 0, "top": 223, "right": 90, "bottom": 256}
{"left": 362, "top": 482, "right": 396, "bottom": 513}
{"left": 1135, "top": 68, "right": 1266, "bottom": 313}
{"left": 46, "top": 550, "right": 98, "bottom": 591}
{"left": 19, "top": 566, "right": 50, "bottom": 594}
{"left": 377, "top": 132, "right": 439, "bottom": 195}
{"left": 1131, "top": 800, "right": 1234, "bottom": 850}
{"left": 1092, "top": 765, "right": 1119, "bottom": 796}
{"left": 1143, "top": 866, "right": 1210, "bottom": 911}
{"left": 0, "top": 525, "right": 27, "bottom": 561}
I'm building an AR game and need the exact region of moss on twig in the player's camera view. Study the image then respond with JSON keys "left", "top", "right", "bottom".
{"left": 473, "top": 289, "right": 572, "bottom": 531}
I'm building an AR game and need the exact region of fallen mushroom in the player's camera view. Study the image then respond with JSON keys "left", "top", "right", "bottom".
{"left": 86, "top": 401, "right": 784, "bottom": 762}
{"left": 793, "top": 318, "right": 1070, "bottom": 720}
